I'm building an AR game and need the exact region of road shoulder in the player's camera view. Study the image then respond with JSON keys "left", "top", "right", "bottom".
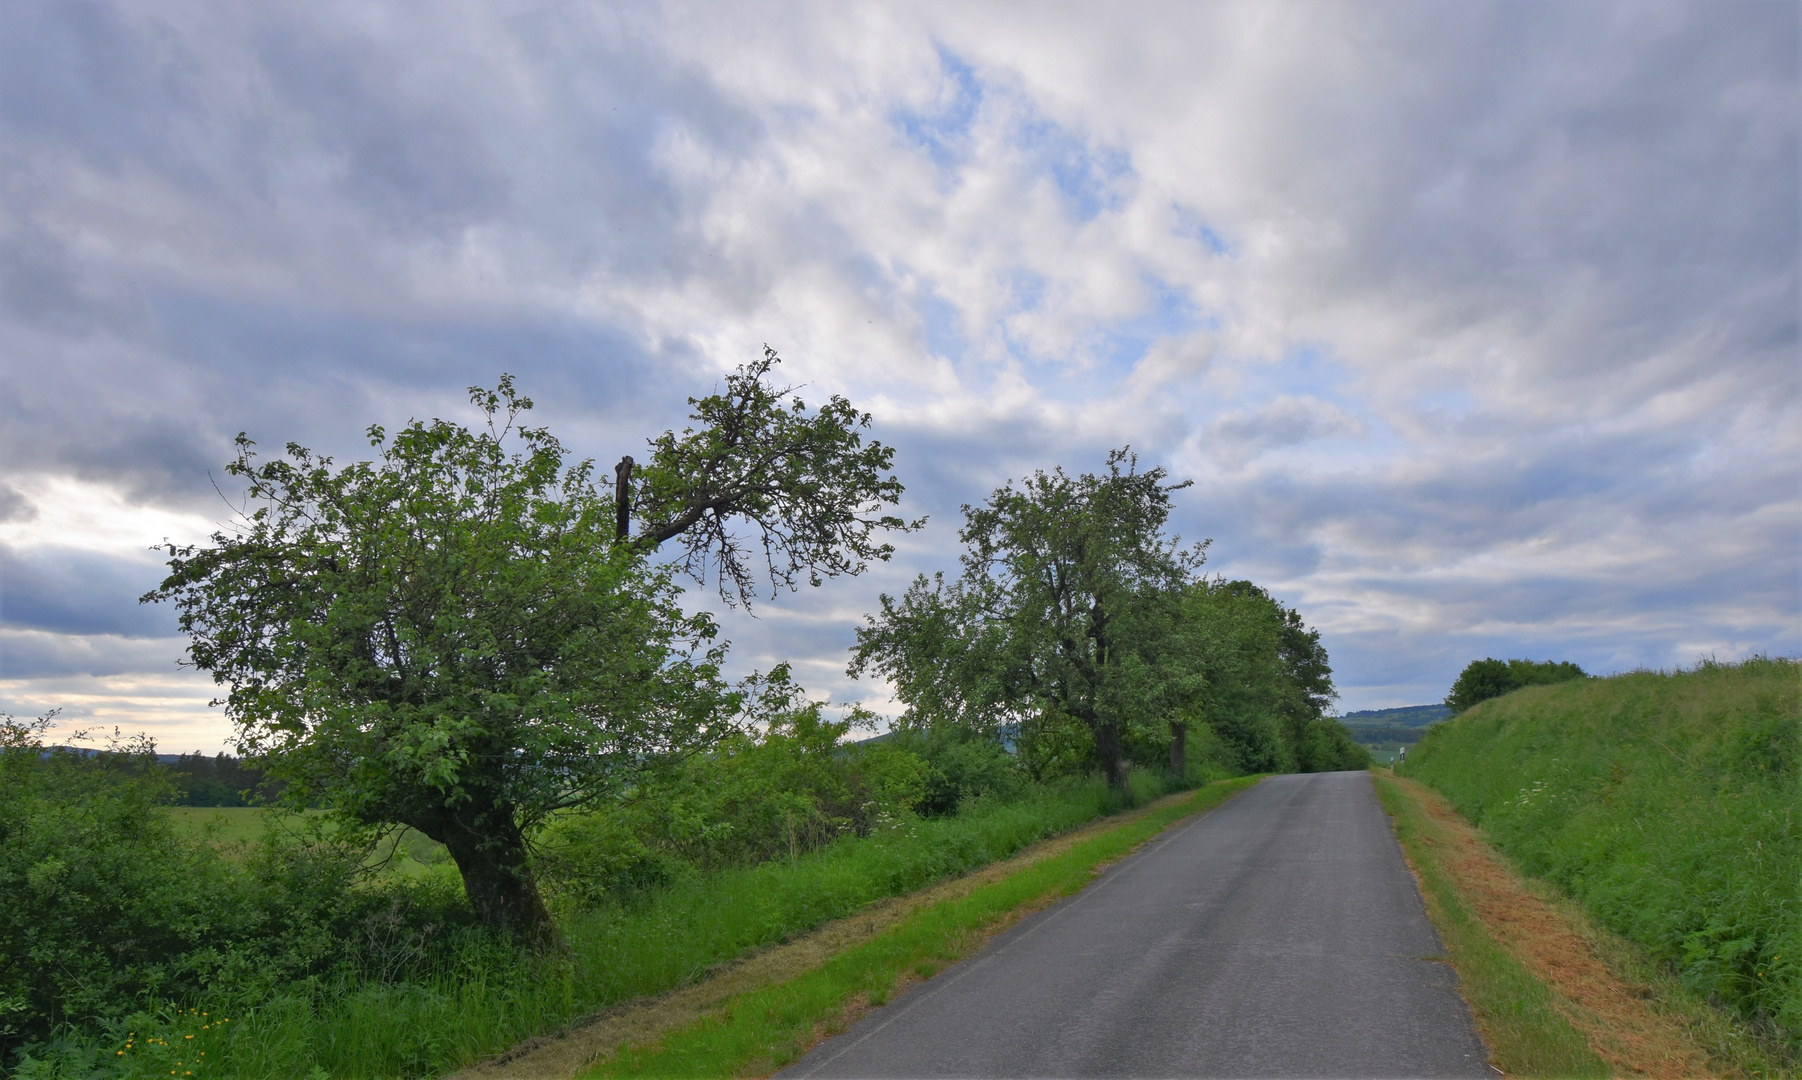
{"left": 1374, "top": 770, "right": 1786, "bottom": 1078}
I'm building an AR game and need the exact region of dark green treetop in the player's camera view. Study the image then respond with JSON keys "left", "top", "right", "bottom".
{"left": 1444, "top": 657, "right": 1589, "bottom": 715}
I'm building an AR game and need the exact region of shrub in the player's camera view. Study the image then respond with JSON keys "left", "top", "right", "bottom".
{"left": 883, "top": 729, "right": 1022, "bottom": 817}
{"left": 535, "top": 704, "right": 933, "bottom": 907}
{"left": 0, "top": 716, "right": 479, "bottom": 1068}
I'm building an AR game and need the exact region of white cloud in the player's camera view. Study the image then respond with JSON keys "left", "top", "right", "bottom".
{"left": 0, "top": 0, "right": 1793, "bottom": 741}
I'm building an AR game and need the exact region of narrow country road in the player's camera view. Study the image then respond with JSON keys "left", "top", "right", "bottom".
{"left": 779, "top": 771, "right": 1492, "bottom": 1079}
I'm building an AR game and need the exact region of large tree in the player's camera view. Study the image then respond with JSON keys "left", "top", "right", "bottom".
{"left": 1170, "top": 579, "right": 1360, "bottom": 773}
{"left": 853, "top": 449, "right": 1204, "bottom": 789}
{"left": 146, "top": 355, "right": 915, "bottom": 943}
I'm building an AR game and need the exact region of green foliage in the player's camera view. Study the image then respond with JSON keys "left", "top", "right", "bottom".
{"left": 163, "top": 753, "right": 273, "bottom": 807}
{"left": 535, "top": 674, "right": 933, "bottom": 906}
{"left": 142, "top": 357, "right": 917, "bottom": 942}
{"left": 852, "top": 449, "right": 1360, "bottom": 786}
{"left": 0, "top": 715, "right": 474, "bottom": 1068}
{"left": 145, "top": 376, "right": 732, "bottom": 940}
{"left": 631, "top": 346, "right": 923, "bottom": 606}
{"left": 1170, "top": 578, "right": 1367, "bottom": 774}
{"left": 7, "top": 747, "right": 1198, "bottom": 1078}
{"left": 1340, "top": 704, "right": 1452, "bottom": 728}
{"left": 1403, "top": 657, "right": 1801, "bottom": 1051}
{"left": 1444, "top": 657, "right": 1588, "bottom": 715}
{"left": 880, "top": 729, "right": 1023, "bottom": 817}
{"left": 853, "top": 448, "right": 1203, "bottom": 788}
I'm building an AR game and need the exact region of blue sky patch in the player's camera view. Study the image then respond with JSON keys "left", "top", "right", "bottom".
{"left": 1172, "top": 203, "right": 1232, "bottom": 256}
{"left": 891, "top": 46, "right": 982, "bottom": 174}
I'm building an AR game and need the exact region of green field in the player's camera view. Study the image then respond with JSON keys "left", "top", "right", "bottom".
{"left": 167, "top": 806, "right": 453, "bottom": 876}
{"left": 1401, "top": 657, "right": 1800, "bottom": 1054}
{"left": 166, "top": 805, "right": 268, "bottom": 845}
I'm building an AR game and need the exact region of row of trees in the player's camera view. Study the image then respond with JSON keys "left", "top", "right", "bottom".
{"left": 163, "top": 752, "right": 273, "bottom": 806}
{"left": 145, "top": 356, "right": 1358, "bottom": 945}
{"left": 851, "top": 450, "right": 1364, "bottom": 786}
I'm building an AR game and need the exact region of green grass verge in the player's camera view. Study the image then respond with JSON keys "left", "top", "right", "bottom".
{"left": 1520, "top": 876, "right": 1799, "bottom": 1078}
{"left": 586, "top": 775, "right": 1261, "bottom": 1079}
{"left": 1372, "top": 770, "right": 1607, "bottom": 1078}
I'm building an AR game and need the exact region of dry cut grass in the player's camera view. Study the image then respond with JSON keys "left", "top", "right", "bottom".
{"left": 1378, "top": 770, "right": 1790, "bottom": 1078}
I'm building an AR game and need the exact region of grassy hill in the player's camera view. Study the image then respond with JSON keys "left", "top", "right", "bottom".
{"left": 1401, "top": 657, "right": 1800, "bottom": 1053}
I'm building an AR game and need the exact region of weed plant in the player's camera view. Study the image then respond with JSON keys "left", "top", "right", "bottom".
{"left": 1401, "top": 657, "right": 1800, "bottom": 1052}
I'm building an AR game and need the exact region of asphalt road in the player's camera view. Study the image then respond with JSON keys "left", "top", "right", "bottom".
{"left": 779, "top": 771, "right": 1493, "bottom": 1079}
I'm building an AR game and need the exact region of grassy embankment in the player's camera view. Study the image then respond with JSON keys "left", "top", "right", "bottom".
{"left": 1398, "top": 657, "right": 1800, "bottom": 1066}
{"left": 99, "top": 771, "right": 1218, "bottom": 1079}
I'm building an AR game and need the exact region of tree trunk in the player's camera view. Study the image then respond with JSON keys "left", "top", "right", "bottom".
{"left": 413, "top": 805, "right": 556, "bottom": 947}
{"left": 1169, "top": 720, "right": 1187, "bottom": 775}
{"left": 1094, "top": 720, "right": 1128, "bottom": 791}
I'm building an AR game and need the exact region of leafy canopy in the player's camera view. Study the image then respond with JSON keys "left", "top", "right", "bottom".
{"left": 853, "top": 449, "right": 1363, "bottom": 782}
{"left": 633, "top": 346, "right": 923, "bottom": 606}
{"left": 853, "top": 449, "right": 1205, "bottom": 787}
{"left": 145, "top": 378, "right": 730, "bottom": 938}
{"left": 145, "top": 355, "right": 919, "bottom": 941}
{"left": 1445, "top": 657, "right": 1589, "bottom": 715}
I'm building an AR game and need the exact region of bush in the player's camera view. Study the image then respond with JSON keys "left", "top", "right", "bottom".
{"left": 0, "top": 716, "right": 479, "bottom": 1068}
{"left": 1298, "top": 717, "right": 1371, "bottom": 772}
{"left": 1404, "top": 658, "right": 1800, "bottom": 1050}
{"left": 882, "top": 729, "right": 1022, "bottom": 817}
{"left": 535, "top": 703, "right": 932, "bottom": 907}
{"left": 1444, "top": 657, "right": 1588, "bottom": 715}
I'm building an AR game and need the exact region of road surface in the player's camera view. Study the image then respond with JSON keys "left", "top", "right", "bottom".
{"left": 779, "top": 771, "right": 1492, "bottom": 1079}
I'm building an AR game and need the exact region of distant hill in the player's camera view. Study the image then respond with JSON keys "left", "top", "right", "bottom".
{"left": 1336, "top": 704, "right": 1451, "bottom": 729}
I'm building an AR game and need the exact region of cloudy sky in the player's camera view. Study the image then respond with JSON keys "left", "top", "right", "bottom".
{"left": 1, "top": 1, "right": 1796, "bottom": 752}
